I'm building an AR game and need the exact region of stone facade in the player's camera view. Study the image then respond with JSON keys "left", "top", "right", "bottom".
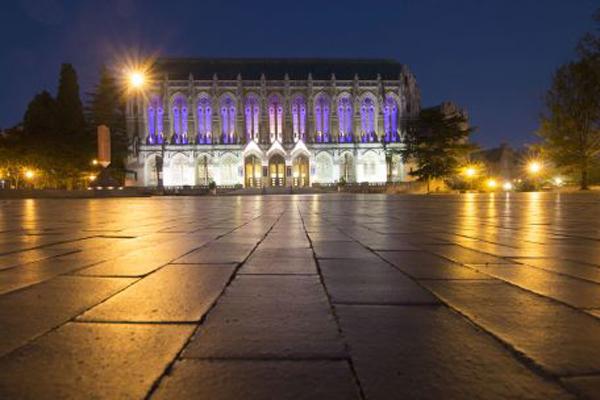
{"left": 125, "top": 58, "right": 420, "bottom": 187}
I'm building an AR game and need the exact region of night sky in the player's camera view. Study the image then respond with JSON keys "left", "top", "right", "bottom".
{"left": 0, "top": 0, "right": 596, "bottom": 148}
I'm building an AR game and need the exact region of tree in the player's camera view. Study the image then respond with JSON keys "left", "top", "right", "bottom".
{"left": 56, "top": 63, "right": 86, "bottom": 138}
{"left": 401, "top": 102, "right": 476, "bottom": 192}
{"left": 537, "top": 10, "right": 600, "bottom": 190}
{"left": 56, "top": 63, "right": 93, "bottom": 184}
{"left": 537, "top": 60, "right": 600, "bottom": 189}
{"left": 87, "top": 66, "right": 127, "bottom": 175}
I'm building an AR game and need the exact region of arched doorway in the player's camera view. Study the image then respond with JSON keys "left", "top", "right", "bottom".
{"left": 245, "top": 155, "right": 262, "bottom": 187}
{"left": 339, "top": 153, "right": 355, "bottom": 183}
{"left": 268, "top": 155, "right": 285, "bottom": 186}
{"left": 292, "top": 155, "right": 310, "bottom": 187}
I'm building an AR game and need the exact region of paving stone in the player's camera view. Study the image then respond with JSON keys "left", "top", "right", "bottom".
{"left": 76, "top": 238, "right": 205, "bottom": 276}
{"left": 79, "top": 264, "right": 234, "bottom": 322}
{"left": 510, "top": 257, "right": 600, "bottom": 284}
{"left": 0, "top": 247, "right": 80, "bottom": 270}
{"left": 0, "top": 322, "right": 194, "bottom": 399}
{"left": 470, "top": 264, "right": 600, "bottom": 308}
{"left": 422, "top": 244, "right": 510, "bottom": 264}
{"left": 152, "top": 360, "right": 360, "bottom": 400}
{"left": 337, "top": 305, "right": 573, "bottom": 400}
{"left": 423, "top": 280, "right": 600, "bottom": 375}
{"left": 377, "top": 251, "right": 491, "bottom": 279}
{"left": 320, "top": 259, "right": 439, "bottom": 304}
{"left": 0, "top": 256, "right": 97, "bottom": 295}
{"left": 561, "top": 375, "right": 600, "bottom": 400}
{"left": 0, "top": 276, "right": 135, "bottom": 356}
{"left": 312, "top": 240, "right": 376, "bottom": 259}
{"left": 174, "top": 241, "right": 256, "bottom": 264}
{"left": 240, "top": 247, "right": 316, "bottom": 274}
{"left": 183, "top": 275, "right": 345, "bottom": 359}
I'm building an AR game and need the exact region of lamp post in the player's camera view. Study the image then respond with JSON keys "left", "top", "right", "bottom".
{"left": 463, "top": 166, "right": 477, "bottom": 191}
{"left": 527, "top": 160, "right": 543, "bottom": 191}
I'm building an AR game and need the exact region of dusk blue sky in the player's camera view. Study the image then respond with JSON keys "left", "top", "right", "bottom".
{"left": 0, "top": 0, "right": 597, "bottom": 148}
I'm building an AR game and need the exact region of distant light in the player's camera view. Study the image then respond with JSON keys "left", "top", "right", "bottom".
{"left": 24, "top": 170, "right": 35, "bottom": 180}
{"left": 502, "top": 182, "right": 513, "bottom": 191}
{"left": 128, "top": 71, "right": 146, "bottom": 89}
{"left": 528, "top": 161, "right": 542, "bottom": 175}
{"left": 463, "top": 166, "right": 477, "bottom": 178}
{"left": 88, "top": 174, "right": 96, "bottom": 181}
{"left": 92, "top": 159, "right": 98, "bottom": 166}
{"left": 486, "top": 179, "right": 497, "bottom": 189}
{"left": 553, "top": 176, "right": 563, "bottom": 186}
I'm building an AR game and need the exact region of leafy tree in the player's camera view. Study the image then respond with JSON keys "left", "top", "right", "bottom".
{"left": 401, "top": 103, "right": 476, "bottom": 192}
{"left": 56, "top": 63, "right": 86, "bottom": 138}
{"left": 537, "top": 10, "right": 600, "bottom": 190}
{"left": 56, "top": 63, "right": 93, "bottom": 185}
{"left": 537, "top": 60, "right": 600, "bottom": 189}
{"left": 87, "top": 66, "right": 127, "bottom": 176}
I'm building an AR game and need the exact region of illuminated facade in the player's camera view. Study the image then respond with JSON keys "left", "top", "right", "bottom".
{"left": 126, "top": 58, "right": 420, "bottom": 187}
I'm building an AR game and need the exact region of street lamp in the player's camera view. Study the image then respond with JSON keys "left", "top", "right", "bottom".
{"left": 24, "top": 169, "right": 35, "bottom": 180}
{"left": 128, "top": 71, "right": 146, "bottom": 90}
{"left": 527, "top": 161, "right": 542, "bottom": 175}
{"left": 502, "top": 181, "right": 513, "bottom": 191}
{"left": 461, "top": 165, "right": 478, "bottom": 191}
{"left": 485, "top": 178, "right": 497, "bottom": 190}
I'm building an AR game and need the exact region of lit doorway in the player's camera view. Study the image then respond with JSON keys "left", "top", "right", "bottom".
{"left": 244, "top": 155, "right": 262, "bottom": 187}
{"left": 268, "top": 155, "right": 285, "bottom": 186}
{"left": 292, "top": 155, "right": 310, "bottom": 187}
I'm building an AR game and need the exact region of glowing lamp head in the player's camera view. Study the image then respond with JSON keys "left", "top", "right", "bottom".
{"left": 129, "top": 71, "right": 145, "bottom": 89}
{"left": 464, "top": 167, "right": 477, "bottom": 178}
{"left": 528, "top": 161, "right": 542, "bottom": 174}
{"left": 554, "top": 177, "right": 563, "bottom": 186}
{"left": 486, "top": 179, "right": 497, "bottom": 189}
{"left": 24, "top": 170, "right": 35, "bottom": 180}
{"left": 502, "top": 182, "right": 513, "bottom": 191}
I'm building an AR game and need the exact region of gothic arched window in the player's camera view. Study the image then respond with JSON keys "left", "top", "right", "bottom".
{"left": 291, "top": 95, "right": 306, "bottom": 142}
{"left": 245, "top": 95, "right": 260, "bottom": 142}
{"left": 220, "top": 95, "right": 236, "bottom": 144}
{"left": 360, "top": 97, "right": 376, "bottom": 142}
{"left": 268, "top": 94, "right": 283, "bottom": 143}
{"left": 383, "top": 96, "right": 399, "bottom": 142}
{"left": 314, "top": 94, "right": 330, "bottom": 143}
{"left": 196, "top": 96, "right": 212, "bottom": 144}
{"left": 338, "top": 95, "right": 353, "bottom": 143}
{"left": 147, "top": 95, "right": 164, "bottom": 144}
{"left": 172, "top": 95, "right": 188, "bottom": 144}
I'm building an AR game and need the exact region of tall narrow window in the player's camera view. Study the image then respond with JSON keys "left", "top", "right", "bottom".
{"left": 197, "top": 97, "right": 212, "bottom": 144}
{"left": 314, "top": 94, "right": 330, "bottom": 143}
{"left": 172, "top": 95, "right": 188, "bottom": 144}
{"left": 383, "top": 96, "right": 399, "bottom": 142}
{"left": 338, "top": 96, "right": 353, "bottom": 143}
{"left": 245, "top": 95, "right": 260, "bottom": 142}
{"left": 268, "top": 94, "right": 283, "bottom": 143}
{"left": 147, "top": 96, "right": 164, "bottom": 144}
{"left": 361, "top": 97, "right": 376, "bottom": 142}
{"left": 291, "top": 95, "right": 306, "bottom": 142}
{"left": 221, "top": 96, "right": 236, "bottom": 144}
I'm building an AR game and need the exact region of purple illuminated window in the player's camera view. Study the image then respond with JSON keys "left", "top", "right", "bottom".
{"left": 361, "top": 97, "right": 376, "bottom": 142}
{"left": 147, "top": 96, "right": 164, "bottom": 144}
{"left": 383, "top": 96, "right": 399, "bottom": 142}
{"left": 338, "top": 96, "right": 353, "bottom": 143}
{"left": 172, "top": 95, "right": 188, "bottom": 144}
{"left": 197, "top": 97, "right": 212, "bottom": 144}
{"left": 291, "top": 95, "right": 306, "bottom": 142}
{"left": 268, "top": 94, "right": 283, "bottom": 143}
{"left": 314, "top": 94, "right": 330, "bottom": 143}
{"left": 221, "top": 96, "right": 236, "bottom": 144}
{"left": 245, "top": 95, "right": 260, "bottom": 142}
